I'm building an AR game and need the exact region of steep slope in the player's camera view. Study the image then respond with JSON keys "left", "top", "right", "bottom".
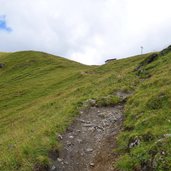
{"left": 117, "top": 48, "right": 171, "bottom": 170}
{"left": 0, "top": 51, "right": 92, "bottom": 171}
{"left": 0, "top": 47, "right": 171, "bottom": 171}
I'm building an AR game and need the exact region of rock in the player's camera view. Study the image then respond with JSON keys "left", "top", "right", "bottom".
{"left": 77, "top": 119, "right": 90, "bottom": 124}
{"left": 57, "top": 158, "right": 63, "bottom": 162}
{"left": 129, "top": 137, "right": 140, "bottom": 149}
{"left": 88, "top": 127, "right": 95, "bottom": 131}
{"left": 134, "top": 53, "right": 158, "bottom": 72}
{"left": 64, "top": 147, "right": 69, "bottom": 151}
{"left": 77, "top": 139, "right": 82, "bottom": 143}
{"left": 161, "top": 151, "right": 166, "bottom": 155}
{"left": 76, "top": 129, "right": 81, "bottom": 133}
{"left": 160, "top": 45, "right": 171, "bottom": 56}
{"left": 0, "top": 63, "right": 5, "bottom": 68}
{"left": 102, "top": 120, "right": 108, "bottom": 126}
{"left": 69, "top": 135, "right": 74, "bottom": 139}
{"left": 51, "top": 165, "right": 56, "bottom": 170}
{"left": 83, "top": 124, "right": 95, "bottom": 127}
{"left": 105, "top": 58, "right": 116, "bottom": 63}
{"left": 90, "top": 162, "right": 95, "bottom": 167}
{"left": 57, "top": 134, "right": 63, "bottom": 140}
{"left": 144, "top": 53, "right": 158, "bottom": 64}
{"left": 80, "top": 71, "right": 88, "bottom": 75}
{"left": 88, "top": 99, "right": 96, "bottom": 105}
{"left": 98, "top": 113, "right": 106, "bottom": 118}
{"left": 86, "top": 148, "right": 93, "bottom": 153}
{"left": 164, "top": 134, "right": 171, "bottom": 138}
{"left": 116, "top": 91, "right": 131, "bottom": 100}
{"left": 66, "top": 141, "right": 72, "bottom": 146}
{"left": 80, "top": 111, "right": 84, "bottom": 114}
{"left": 84, "top": 99, "right": 96, "bottom": 107}
{"left": 108, "top": 116, "right": 114, "bottom": 121}
{"left": 95, "top": 125, "right": 105, "bottom": 131}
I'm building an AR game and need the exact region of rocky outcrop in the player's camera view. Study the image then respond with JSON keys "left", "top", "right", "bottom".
{"left": 105, "top": 58, "right": 116, "bottom": 63}
{"left": 135, "top": 53, "right": 158, "bottom": 72}
{"left": 160, "top": 45, "right": 171, "bottom": 56}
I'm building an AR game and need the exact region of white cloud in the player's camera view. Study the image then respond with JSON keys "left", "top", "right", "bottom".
{"left": 0, "top": 0, "right": 171, "bottom": 64}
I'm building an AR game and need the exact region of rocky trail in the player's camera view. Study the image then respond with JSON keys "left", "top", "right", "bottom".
{"left": 49, "top": 92, "right": 129, "bottom": 171}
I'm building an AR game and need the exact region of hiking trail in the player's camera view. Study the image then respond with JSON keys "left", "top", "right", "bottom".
{"left": 49, "top": 92, "right": 130, "bottom": 171}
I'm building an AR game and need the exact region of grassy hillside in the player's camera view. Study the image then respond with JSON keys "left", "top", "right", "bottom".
{"left": 0, "top": 47, "right": 171, "bottom": 171}
{"left": 0, "top": 51, "right": 92, "bottom": 171}
{"left": 116, "top": 47, "right": 171, "bottom": 170}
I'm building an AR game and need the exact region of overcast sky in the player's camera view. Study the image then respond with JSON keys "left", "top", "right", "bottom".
{"left": 0, "top": 0, "right": 171, "bottom": 65}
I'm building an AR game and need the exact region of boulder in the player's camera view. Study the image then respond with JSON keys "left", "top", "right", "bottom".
{"left": 0, "top": 63, "right": 5, "bottom": 68}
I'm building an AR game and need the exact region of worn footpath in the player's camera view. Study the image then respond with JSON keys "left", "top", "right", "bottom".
{"left": 49, "top": 93, "right": 129, "bottom": 171}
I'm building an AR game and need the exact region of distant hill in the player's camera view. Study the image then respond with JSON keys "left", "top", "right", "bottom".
{"left": 0, "top": 47, "right": 171, "bottom": 171}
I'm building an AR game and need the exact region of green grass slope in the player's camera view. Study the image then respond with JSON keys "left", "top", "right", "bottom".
{"left": 0, "top": 51, "right": 91, "bottom": 170}
{"left": 0, "top": 47, "right": 171, "bottom": 171}
{"left": 116, "top": 47, "right": 171, "bottom": 171}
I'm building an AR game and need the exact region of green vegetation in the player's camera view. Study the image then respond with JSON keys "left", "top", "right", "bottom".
{"left": 0, "top": 47, "right": 171, "bottom": 171}
{"left": 116, "top": 47, "right": 171, "bottom": 171}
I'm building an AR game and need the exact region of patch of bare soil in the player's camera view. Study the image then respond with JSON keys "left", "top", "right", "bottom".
{"left": 49, "top": 93, "right": 128, "bottom": 171}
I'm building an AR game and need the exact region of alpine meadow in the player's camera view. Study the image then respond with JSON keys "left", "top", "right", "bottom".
{"left": 0, "top": 46, "right": 171, "bottom": 171}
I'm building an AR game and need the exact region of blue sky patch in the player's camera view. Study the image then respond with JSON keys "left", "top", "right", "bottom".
{"left": 0, "top": 15, "right": 12, "bottom": 32}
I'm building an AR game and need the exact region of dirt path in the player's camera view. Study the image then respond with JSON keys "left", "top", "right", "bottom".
{"left": 49, "top": 93, "right": 128, "bottom": 171}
